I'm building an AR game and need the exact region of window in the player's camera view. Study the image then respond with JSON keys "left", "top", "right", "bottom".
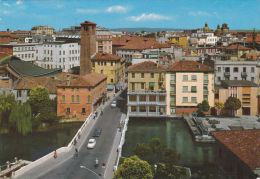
{"left": 191, "top": 97, "right": 197, "bottom": 103}
{"left": 233, "top": 67, "right": 238, "bottom": 72}
{"left": 191, "top": 86, "right": 197, "bottom": 93}
{"left": 71, "top": 95, "right": 75, "bottom": 103}
{"left": 111, "top": 62, "right": 113, "bottom": 66}
{"left": 151, "top": 73, "right": 154, "bottom": 78}
{"left": 129, "top": 95, "right": 137, "bottom": 102}
{"left": 183, "top": 75, "right": 188, "bottom": 81}
{"left": 191, "top": 75, "right": 197, "bottom": 81}
{"left": 149, "top": 82, "right": 155, "bottom": 90}
{"left": 87, "top": 95, "right": 91, "bottom": 103}
{"left": 182, "top": 86, "right": 188, "bottom": 92}
{"left": 131, "top": 83, "right": 135, "bottom": 90}
{"left": 251, "top": 77, "right": 255, "bottom": 82}
{"left": 66, "top": 108, "right": 70, "bottom": 114}
{"left": 17, "top": 90, "right": 22, "bottom": 98}
{"left": 132, "top": 73, "right": 135, "bottom": 78}
{"left": 131, "top": 106, "right": 137, "bottom": 112}
{"left": 62, "top": 95, "right": 65, "bottom": 103}
{"left": 243, "top": 67, "right": 246, "bottom": 72}
{"left": 204, "top": 95, "right": 208, "bottom": 101}
{"left": 217, "top": 67, "right": 221, "bottom": 72}
{"left": 234, "top": 77, "right": 238, "bottom": 80}
{"left": 139, "top": 106, "right": 146, "bottom": 112}
{"left": 82, "top": 108, "right": 86, "bottom": 114}
{"left": 141, "top": 83, "right": 145, "bottom": 89}
{"left": 251, "top": 67, "right": 255, "bottom": 73}
{"left": 141, "top": 73, "right": 144, "bottom": 78}
{"left": 182, "top": 97, "right": 188, "bottom": 103}
{"left": 111, "top": 79, "right": 114, "bottom": 83}
{"left": 76, "top": 95, "right": 80, "bottom": 103}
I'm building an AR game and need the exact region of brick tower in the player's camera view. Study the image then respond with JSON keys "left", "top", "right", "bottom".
{"left": 80, "top": 21, "right": 96, "bottom": 75}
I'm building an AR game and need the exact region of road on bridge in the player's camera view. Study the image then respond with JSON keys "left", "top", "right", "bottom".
{"left": 18, "top": 90, "right": 127, "bottom": 179}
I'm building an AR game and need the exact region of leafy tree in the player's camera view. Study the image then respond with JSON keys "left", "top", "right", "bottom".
{"left": 197, "top": 100, "right": 210, "bottom": 116}
{"left": 161, "top": 148, "right": 180, "bottom": 165}
{"left": 9, "top": 103, "right": 32, "bottom": 135}
{"left": 28, "top": 86, "right": 49, "bottom": 115}
{"left": 0, "top": 94, "right": 16, "bottom": 127}
{"left": 215, "top": 102, "right": 224, "bottom": 116}
{"left": 224, "top": 97, "right": 241, "bottom": 116}
{"left": 155, "top": 163, "right": 188, "bottom": 179}
{"left": 134, "top": 143, "right": 152, "bottom": 162}
{"left": 114, "top": 155, "right": 153, "bottom": 179}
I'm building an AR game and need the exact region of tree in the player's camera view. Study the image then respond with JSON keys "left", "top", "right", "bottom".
{"left": 28, "top": 86, "right": 49, "bottom": 115}
{"left": 114, "top": 156, "right": 153, "bottom": 179}
{"left": 215, "top": 102, "right": 224, "bottom": 116}
{"left": 134, "top": 143, "right": 152, "bottom": 162}
{"left": 155, "top": 163, "right": 188, "bottom": 179}
{"left": 0, "top": 94, "right": 16, "bottom": 128}
{"left": 9, "top": 103, "right": 32, "bottom": 135}
{"left": 197, "top": 100, "right": 210, "bottom": 116}
{"left": 224, "top": 97, "right": 241, "bottom": 116}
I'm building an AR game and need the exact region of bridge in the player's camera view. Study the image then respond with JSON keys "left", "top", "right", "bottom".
{"left": 11, "top": 89, "right": 128, "bottom": 179}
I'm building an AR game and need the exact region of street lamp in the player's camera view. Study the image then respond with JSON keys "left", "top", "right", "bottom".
{"left": 154, "top": 164, "right": 157, "bottom": 175}
{"left": 80, "top": 165, "right": 102, "bottom": 179}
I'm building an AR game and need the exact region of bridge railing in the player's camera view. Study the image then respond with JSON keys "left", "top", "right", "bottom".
{"left": 14, "top": 113, "right": 93, "bottom": 177}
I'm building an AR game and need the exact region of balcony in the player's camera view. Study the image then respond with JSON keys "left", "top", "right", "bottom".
{"left": 241, "top": 72, "right": 247, "bottom": 78}
{"left": 203, "top": 90, "right": 209, "bottom": 94}
{"left": 129, "top": 112, "right": 166, "bottom": 117}
{"left": 170, "top": 80, "right": 176, "bottom": 84}
{"left": 224, "top": 72, "right": 230, "bottom": 77}
{"left": 128, "top": 101, "right": 166, "bottom": 106}
{"left": 203, "top": 80, "right": 208, "bottom": 84}
{"left": 128, "top": 90, "right": 166, "bottom": 95}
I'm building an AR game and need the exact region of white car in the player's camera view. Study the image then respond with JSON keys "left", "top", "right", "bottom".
{"left": 87, "top": 138, "right": 96, "bottom": 149}
{"left": 111, "top": 100, "right": 117, "bottom": 108}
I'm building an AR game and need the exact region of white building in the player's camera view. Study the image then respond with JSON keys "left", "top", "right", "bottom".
{"left": 215, "top": 60, "right": 260, "bottom": 85}
{"left": 0, "top": 42, "right": 39, "bottom": 62}
{"left": 35, "top": 41, "right": 80, "bottom": 72}
{"left": 191, "top": 32, "right": 219, "bottom": 46}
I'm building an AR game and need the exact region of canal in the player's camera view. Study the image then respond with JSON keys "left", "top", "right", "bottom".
{"left": 122, "top": 118, "right": 232, "bottom": 179}
{"left": 0, "top": 122, "right": 82, "bottom": 166}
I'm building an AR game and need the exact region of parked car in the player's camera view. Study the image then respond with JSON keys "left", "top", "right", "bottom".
{"left": 87, "top": 138, "right": 96, "bottom": 149}
{"left": 92, "top": 128, "right": 102, "bottom": 137}
{"left": 111, "top": 100, "right": 117, "bottom": 108}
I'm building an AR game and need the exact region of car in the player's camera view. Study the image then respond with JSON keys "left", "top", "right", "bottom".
{"left": 111, "top": 100, "right": 117, "bottom": 108}
{"left": 92, "top": 128, "right": 102, "bottom": 137}
{"left": 87, "top": 138, "right": 96, "bottom": 149}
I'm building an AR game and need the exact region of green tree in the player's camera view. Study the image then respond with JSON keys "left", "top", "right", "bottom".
{"left": 224, "top": 97, "right": 241, "bottom": 116}
{"left": 0, "top": 94, "right": 16, "bottom": 127}
{"left": 197, "top": 100, "right": 210, "bottom": 116}
{"left": 9, "top": 103, "right": 32, "bottom": 135}
{"left": 155, "top": 163, "right": 188, "bottom": 179}
{"left": 215, "top": 102, "right": 224, "bottom": 116}
{"left": 28, "top": 86, "right": 49, "bottom": 115}
{"left": 134, "top": 143, "right": 152, "bottom": 162}
{"left": 114, "top": 155, "right": 153, "bottom": 179}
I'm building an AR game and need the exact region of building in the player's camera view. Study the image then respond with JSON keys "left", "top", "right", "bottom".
{"left": 56, "top": 73, "right": 106, "bottom": 120}
{"left": 215, "top": 80, "right": 258, "bottom": 116}
{"left": 57, "top": 21, "right": 107, "bottom": 120}
{"left": 127, "top": 61, "right": 166, "bottom": 117}
{"left": 35, "top": 41, "right": 80, "bottom": 72}
{"left": 96, "top": 27, "right": 112, "bottom": 54}
{"left": 168, "top": 36, "right": 189, "bottom": 48}
{"left": 92, "top": 52, "right": 125, "bottom": 85}
{"left": 0, "top": 31, "right": 18, "bottom": 44}
{"left": 224, "top": 44, "right": 252, "bottom": 60}
{"left": 166, "top": 60, "right": 214, "bottom": 115}
{"left": 0, "top": 42, "right": 38, "bottom": 62}
{"left": 212, "top": 130, "right": 260, "bottom": 179}
{"left": 12, "top": 30, "right": 32, "bottom": 43}
{"left": 31, "top": 26, "right": 55, "bottom": 35}
{"left": 214, "top": 60, "right": 260, "bottom": 85}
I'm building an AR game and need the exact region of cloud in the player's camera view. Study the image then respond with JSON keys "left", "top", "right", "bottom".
{"left": 106, "top": 5, "right": 127, "bottom": 13}
{"left": 75, "top": 8, "right": 99, "bottom": 14}
{"left": 128, "top": 13, "right": 171, "bottom": 22}
{"left": 16, "top": 0, "right": 23, "bottom": 5}
{"left": 3, "top": 2, "right": 10, "bottom": 7}
{"left": 188, "top": 11, "right": 210, "bottom": 17}
{"left": 2, "top": 10, "right": 11, "bottom": 15}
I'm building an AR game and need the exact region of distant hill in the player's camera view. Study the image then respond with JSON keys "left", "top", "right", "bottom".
{"left": 110, "top": 27, "right": 183, "bottom": 32}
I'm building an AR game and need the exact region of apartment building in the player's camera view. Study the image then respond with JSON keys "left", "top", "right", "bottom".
{"left": 92, "top": 52, "right": 125, "bottom": 85}
{"left": 96, "top": 27, "right": 112, "bottom": 54}
{"left": 215, "top": 60, "right": 260, "bottom": 85}
{"left": 127, "top": 61, "right": 166, "bottom": 117}
{"left": 216, "top": 80, "right": 258, "bottom": 116}
{"left": 31, "top": 26, "right": 55, "bottom": 35}
{"left": 0, "top": 42, "right": 38, "bottom": 62}
{"left": 166, "top": 61, "right": 214, "bottom": 115}
{"left": 35, "top": 41, "right": 80, "bottom": 72}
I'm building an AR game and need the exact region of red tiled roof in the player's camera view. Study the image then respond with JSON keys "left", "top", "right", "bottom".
{"left": 168, "top": 60, "right": 213, "bottom": 72}
{"left": 128, "top": 61, "right": 166, "bottom": 73}
{"left": 212, "top": 130, "right": 260, "bottom": 170}
{"left": 0, "top": 52, "right": 10, "bottom": 59}
{"left": 226, "top": 44, "right": 251, "bottom": 51}
{"left": 246, "top": 34, "right": 260, "bottom": 43}
{"left": 93, "top": 52, "right": 121, "bottom": 61}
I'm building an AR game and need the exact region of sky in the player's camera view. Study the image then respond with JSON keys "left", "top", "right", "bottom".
{"left": 0, "top": 0, "right": 260, "bottom": 31}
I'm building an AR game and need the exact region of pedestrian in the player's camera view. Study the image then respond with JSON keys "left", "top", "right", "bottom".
{"left": 75, "top": 148, "right": 78, "bottom": 158}
{"left": 102, "top": 162, "right": 106, "bottom": 168}
{"left": 101, "top": 110, "right": 103, "bottom": 115}
{"left": 53, "top": 150, "right": 57, "bottom": 159}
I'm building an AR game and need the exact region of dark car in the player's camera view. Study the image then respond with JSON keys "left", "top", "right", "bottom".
{"left": 92, "top": 128, "right": 102, "bottom": 137}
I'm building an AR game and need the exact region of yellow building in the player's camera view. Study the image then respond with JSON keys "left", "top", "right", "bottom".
{"left": 165, "top": 61, "right": 214, "bottom": 115}
{"left": 169, "top": 36, "right": 188, "bottom": 48}
{"left": 31, "top": 26, "right": 55, "bottom": 35}
{"left": 127, "top": 61, "right": 166, "bottom": 117}
{"left": 216, "top": 80, "right": 258, "bottom": 116}
{"left": 92, "top": 53, "right": 125, "bottom": 85}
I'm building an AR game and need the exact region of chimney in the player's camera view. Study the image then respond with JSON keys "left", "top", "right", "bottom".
{"left": 80, "top": 21, "right": 97, "bottom": 76}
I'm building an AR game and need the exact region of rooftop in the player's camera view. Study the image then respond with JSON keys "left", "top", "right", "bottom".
{"left": 226, "top": 44, "right": 251, "bottom": 51}
{"left": 221, "top": 80, "right": 257, "bottom": 87}
{"left": 168, "top": 60, "right": 214, "bottom": 72}
{"left": 92, "top": 53, "right": 122, "bottom": 61}
{"left": 128, "top": 61, "right": 166, "bottom": 73}
{"left": 212, "top": 129, "right": 260, "bottom": 172}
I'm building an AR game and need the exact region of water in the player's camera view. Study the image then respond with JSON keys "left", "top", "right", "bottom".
{"left": 0, "top": 122, "right": 82, "bottom": 166}
{"left": 122, "top": 118, "right": 231, "bottom": 179}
